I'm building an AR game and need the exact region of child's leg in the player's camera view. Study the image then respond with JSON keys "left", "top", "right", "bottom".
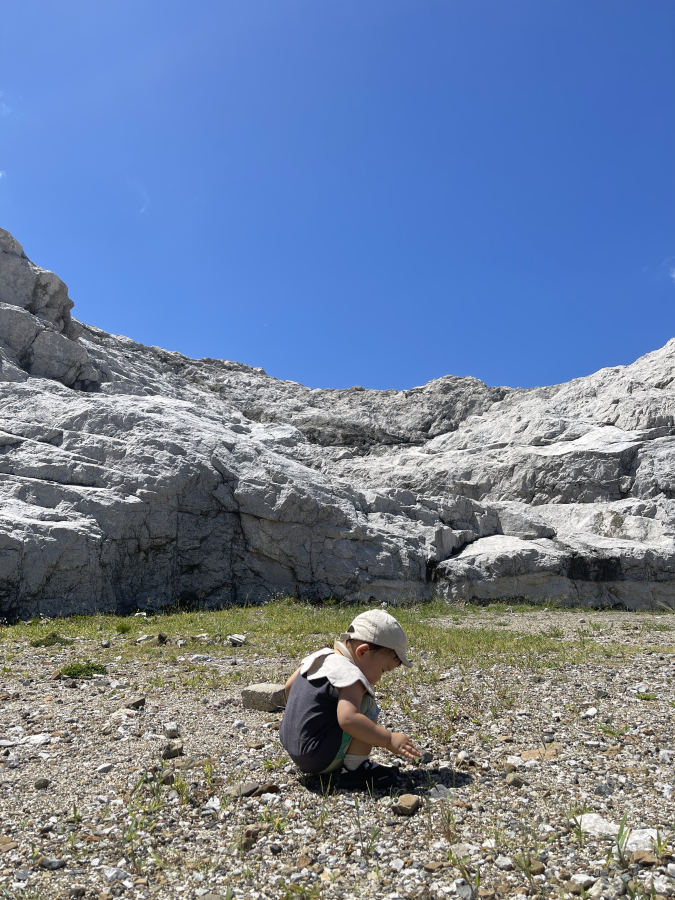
{"left": 343, "top": 694, "right": 379, "bottom": 770}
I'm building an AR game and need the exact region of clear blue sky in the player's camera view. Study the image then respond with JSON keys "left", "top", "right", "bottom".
{"left": 1, "top": 1, "right": 674, "bottom": 390}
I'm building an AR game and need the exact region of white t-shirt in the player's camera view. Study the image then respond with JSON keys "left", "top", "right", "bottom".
{"left": 299, "top": 646, "right": 375, "bottom": 698}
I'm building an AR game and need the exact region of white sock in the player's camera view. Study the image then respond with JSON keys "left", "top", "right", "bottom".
{"left": 343, "top": 753, "right": 369, "bottom": 771}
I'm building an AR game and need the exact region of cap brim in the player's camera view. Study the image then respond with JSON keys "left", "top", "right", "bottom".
{"left": 397, "top": 653, "right": 413, "bottom": 668}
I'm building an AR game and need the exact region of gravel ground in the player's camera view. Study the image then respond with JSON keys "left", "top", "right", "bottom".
{"left": 1, "top": 606, "right": 675, "bottom": 900}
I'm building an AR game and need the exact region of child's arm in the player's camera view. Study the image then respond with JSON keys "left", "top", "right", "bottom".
{"left": 337, "top": 682, "right": 421, "bottom": 761}
{"left": 284, "top": 666, "right": 301, "bottom": 700}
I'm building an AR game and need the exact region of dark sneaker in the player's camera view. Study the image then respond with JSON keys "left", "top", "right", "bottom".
{"left": 338, "top": 760, "right": 399, "bottom": 790}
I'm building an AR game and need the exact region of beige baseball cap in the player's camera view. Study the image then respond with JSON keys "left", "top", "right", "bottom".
{"left": 340, "top": 609, "right": 412, "bottom": 667}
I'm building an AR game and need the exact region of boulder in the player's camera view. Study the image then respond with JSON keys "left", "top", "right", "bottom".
{"left": 1, "top": 226, "right": 675, "bottom": 615}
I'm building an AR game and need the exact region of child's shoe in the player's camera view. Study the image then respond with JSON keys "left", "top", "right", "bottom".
{"left": 338, "top": 760, "right": 399, "bottom": 790}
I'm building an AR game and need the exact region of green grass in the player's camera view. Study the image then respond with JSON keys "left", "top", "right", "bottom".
{"left": 60, "top": 662, "right": 107, "bottom": 679}
{"left": 1, "top": 598, "right": 674, "bottom": 678}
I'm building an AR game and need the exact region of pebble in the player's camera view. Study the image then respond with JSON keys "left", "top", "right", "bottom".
{"left": 96, "top": 763, "right": 113, "bottom": 774}
{"left": 34, "top": 778, "right": 50, "bottom": 790}
{"left": 163, "top": 721, "right": 181, "bottom": 738}
{"left": 581, "top": 706, "right": 598, "bottom": 719}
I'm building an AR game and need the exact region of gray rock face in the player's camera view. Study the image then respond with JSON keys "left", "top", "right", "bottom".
{"left": 1, "top": 227, "right": 675, "bottom": 615}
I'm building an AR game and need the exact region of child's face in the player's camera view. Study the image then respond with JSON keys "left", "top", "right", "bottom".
{"left": 353, "top": 644, "right": 401, "bottom": 684}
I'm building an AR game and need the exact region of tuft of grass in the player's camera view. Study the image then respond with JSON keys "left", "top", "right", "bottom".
{"left": 30, "top": 631, "right": 73, "bottom": 648}
{"left": 60, "top": 661, "right": 107, "bottom": 679}
{"left": 636, "top": 692, "right": 658, "bottom": 701}
{"left": 116, "top": 621, "right": 133, "bottom": 634}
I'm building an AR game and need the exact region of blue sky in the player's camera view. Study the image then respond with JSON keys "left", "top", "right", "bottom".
{"left": 1, "top": 1, "right": 674, "bottom": 390}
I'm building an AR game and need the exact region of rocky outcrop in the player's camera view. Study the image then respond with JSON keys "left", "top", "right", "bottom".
{"left": 1, "top": 226, "right": 674, "bottom": 615}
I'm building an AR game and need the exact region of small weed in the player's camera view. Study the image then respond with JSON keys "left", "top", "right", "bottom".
{"left": 174, "top": 774, "right": 190, "bottom": 805}
{"left": 263, "top": 756, "right": 287, "bottom": 772}
{"left": 597, "top": 719, "right": 629, "bottom": 738}
{"left": 652, "top": 829, "right": 671, "bottom": 859}
{"left": 606, "top": 813, "right": 632, "bottom": 869}
{"left": 636, "top": 692, "right": 658, "bottom": 701}
{"left": 279, "top": 883, "right": 323, "bottom": 900}
{"left": 30, "top": 632, "right": 73, "bottom": 648}
{"left": 60, "top": 662, "right": 107, "bottom": 678}
{"left": 116, "top": 621, "right": 133, "bottom": 634}
{"left": 569, "top": 802, "right": 592, "bottom": 846}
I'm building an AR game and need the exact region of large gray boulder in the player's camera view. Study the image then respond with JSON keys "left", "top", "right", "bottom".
{"left": 0, "top": 226, "right": 674, "bottom": 615}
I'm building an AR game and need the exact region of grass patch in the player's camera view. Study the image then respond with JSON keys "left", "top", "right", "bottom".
{"left": 60, "top": 662, "right": 107, "bottom": 679}
{"left": 1, "top": 598, "right": 674, "bottom": 677}
{"left": 30, "top": 631, "right": 73, "bottom": 648}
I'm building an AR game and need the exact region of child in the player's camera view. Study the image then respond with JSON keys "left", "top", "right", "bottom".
{"left": 279, "top": 609, "right": 421, "bottom": 789}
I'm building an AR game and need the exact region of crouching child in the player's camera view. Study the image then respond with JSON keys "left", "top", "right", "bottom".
{"left": 279, "top": 609, "right": 421, "bottom": 789}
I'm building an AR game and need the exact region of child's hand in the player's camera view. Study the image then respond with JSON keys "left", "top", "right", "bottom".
{"left": 388, "top": 732, "right": 422, "bottom": 761}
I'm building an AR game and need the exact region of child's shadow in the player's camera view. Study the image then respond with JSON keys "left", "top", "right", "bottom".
{"left": 404, "top": 765, "right": 474, "bottom": 796}
{"left": 299, "top": 765, "right": 473, "bottom": 796}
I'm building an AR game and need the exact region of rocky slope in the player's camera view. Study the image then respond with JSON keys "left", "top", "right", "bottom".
{"left": 1, "top": 227, "right": 674, "bottom": 615}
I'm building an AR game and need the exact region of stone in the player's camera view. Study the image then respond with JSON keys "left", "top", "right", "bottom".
{"left": 659, "top": 749, "right": 671, "bottom": 764}
{"left": 505, "top": 772, "right": 524, "bottom": 788}
{"left": 227, "top": 634, "right": 246, "bottom": 646}
{"left": 241, "top": 684, "right": 287, "bottom": 712}
{"left": 392, "top": 794, "right": 422, "bottom": 816}
{"left": 126, "top": 696, "right": 146, "bottom": 710}
{"left": 228, "top": 781, "right": 260, "bottom": 798}
{"left": 34, "top": 777, "right": 50, "bottom": 789}
{"left": 581, "top": 707, "right": 598, "bottom": 719}
{"left": 424, "top": 861, "right": 444, "bottom": 872}
{"left": 101, "top": 640, "right": 111, "bottom": 649}
{"left": 571, "top": 874, "right": 595, "bottom": 889}
{"left": 37, "top": 856, "right": 67, "bottom": 870}
{"left": 163, "top": 722, "right": 180, "bottom": 738}
{"left": 161, "top": 739, "right": 184, "bottom": 760}
{"left": 495, "top": 855, "right": 513, "bottom": 871}
{"left": 529, "top": 859, "right": 545, "bottom": 876}
{"left": 5, "top": 227, "right": 675, "bottom": 612}
{"left": 428, "top": 784, "right": 452, "bottom": 800}
{"left": 625, "top": 829, "right": 659, "bottom": 852}
{"left": 575, "top": 814, "right": 620, "bottom": 837}
{"left": 69, "top": 887, "right": 86, "bottom": 899}
{"left": 96, "top": 763, "right": 113, "bottom": 774}
{"left": 631, "top": 850, "right": 659, "bottom": 866}
{"left": 100, "top": 866, "right": 130, "bottom": 882}
{"left": 252, "top": 782, "right": 280, "bottom": 797}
